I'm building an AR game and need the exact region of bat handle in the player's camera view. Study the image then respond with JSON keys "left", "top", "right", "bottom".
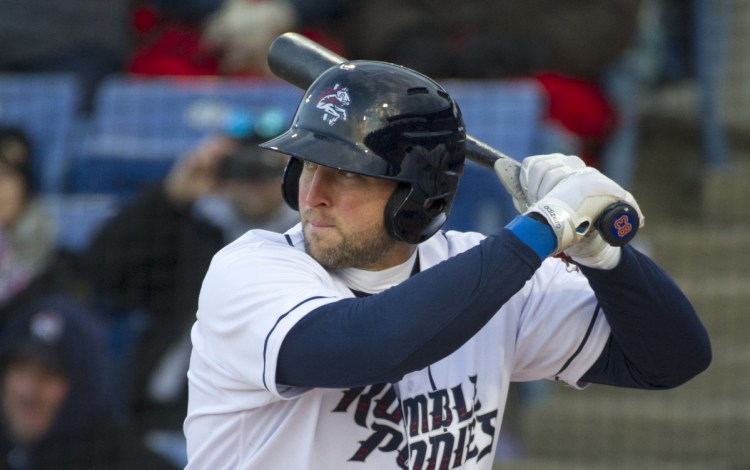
{"left": 595, "top": 201, "right": 640, "bottom": 246}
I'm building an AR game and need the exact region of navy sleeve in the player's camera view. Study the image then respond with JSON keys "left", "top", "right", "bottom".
{"left": 276, "top": 229, "right": 542, "bottom": 388}
{"left": 580, "top": 246, "right": 712, "bottom": 389}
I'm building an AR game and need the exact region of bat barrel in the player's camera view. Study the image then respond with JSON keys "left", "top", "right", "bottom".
{"left": 268, "top": 32, "right": 345, "bottom": 90}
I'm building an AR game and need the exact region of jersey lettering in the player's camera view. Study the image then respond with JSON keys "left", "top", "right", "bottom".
{"left": 332, "top": 375, "right": 498, "bottom": 469}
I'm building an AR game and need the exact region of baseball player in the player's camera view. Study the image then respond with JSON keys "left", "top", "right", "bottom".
{"left": 183, "top": 61, "right": 711, "bottom": 469}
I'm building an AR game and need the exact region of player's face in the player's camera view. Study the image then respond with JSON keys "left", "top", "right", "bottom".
{"left": 298, "top": 161, "right": 413, "bottom": 270}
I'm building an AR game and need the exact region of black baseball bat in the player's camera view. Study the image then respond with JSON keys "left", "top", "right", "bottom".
{"left": 267, "top": 32, "right": 639, "bottom": 246}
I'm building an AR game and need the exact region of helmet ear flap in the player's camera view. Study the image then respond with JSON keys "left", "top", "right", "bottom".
{"left": 384, "top": 183, "right": 412, "bottom": 242}
{"left": 385, "top": 183, "right": 448, "bottom": 244}
{"left": 282, "top": 157, "right": 303, "bottom": 210}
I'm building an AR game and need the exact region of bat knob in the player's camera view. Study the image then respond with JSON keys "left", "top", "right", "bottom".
{"left": 596, "top": 202, "right": 640, "bottom": 246}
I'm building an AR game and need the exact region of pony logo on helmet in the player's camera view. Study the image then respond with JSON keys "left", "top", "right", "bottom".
{"left": 316, "top": 83, "right": 351, "bottom": 126}
{"left": 261, "top": 60, "right": 466, "bottom": 244}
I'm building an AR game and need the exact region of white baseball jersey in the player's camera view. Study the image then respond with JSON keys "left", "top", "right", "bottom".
{"left": 184, "top": 224, "right": 611, "bottom": 469}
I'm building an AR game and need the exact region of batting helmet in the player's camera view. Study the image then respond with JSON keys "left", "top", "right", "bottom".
{"left": 261, "top": 60, "right": 466, "bottom": 244}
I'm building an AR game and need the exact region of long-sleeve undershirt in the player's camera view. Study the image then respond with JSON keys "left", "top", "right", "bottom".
{"left": 276, "top": 219, "right": 711, "bottom": 390}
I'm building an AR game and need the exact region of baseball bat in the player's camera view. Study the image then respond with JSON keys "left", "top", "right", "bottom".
{"left": 267, "top": 32, "right": 639, "bottom": 246}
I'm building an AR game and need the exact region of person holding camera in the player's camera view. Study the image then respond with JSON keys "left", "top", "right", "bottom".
{"left": 83, "top": 131, "right": 297, "bottom": 465}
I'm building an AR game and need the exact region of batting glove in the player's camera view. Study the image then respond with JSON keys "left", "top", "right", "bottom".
{"left": 494, "top": 153, "right": 588, "bottom": 213}
{"left": 564, "top": 229, "right": 622, "bottom": 269}
{"left": 516, "top": 154, "right": 643, "bottom": 260}
{"left": 494, "top": 157, "right": 528, "bottom": 213}
{"left": 519, "top": 153, "right": 588, "bottom": 204}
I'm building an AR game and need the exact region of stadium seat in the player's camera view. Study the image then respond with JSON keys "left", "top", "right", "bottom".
{"left": 0, "top": 73, "right": 83, "bottom": 193}
{"left": 68, "top": 75, "right": 302, "bottom": 196}
{"left": 443, "top": 79, "right": 551, "bottom": 233}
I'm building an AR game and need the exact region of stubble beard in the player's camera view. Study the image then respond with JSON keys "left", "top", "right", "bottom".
{"left": 303, "top": 221, "right": 399, "bottom": 270}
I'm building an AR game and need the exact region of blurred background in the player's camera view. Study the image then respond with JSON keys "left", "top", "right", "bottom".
{"left": 0, "top": 0, "right": 747, "bottom": 468}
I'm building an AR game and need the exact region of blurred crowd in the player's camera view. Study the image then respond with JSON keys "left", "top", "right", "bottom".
{"left": 0, "top": 0, "right": 731, "bottom": 467}
{"left": 0, "top": 119, "right": 296, "bottom": 467}
{"left": 0, "top": 0, "right": 729, "bottom": 176}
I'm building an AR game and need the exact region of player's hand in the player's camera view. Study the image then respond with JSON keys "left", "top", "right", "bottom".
{"left": 564, "top": 230, "right": 621, "bottom": 269}
{"left": 494, "top": 153, "right": 585, "bottom": 213}
{"left": 519, "top": 153, "right": 586, "bottom": 205}
{"left": 519, "top": 154, "right": 643, "bottom": 256}
{"left": 494, "top": 158, "right": 528, "bottom": 213}
{"left": 164, "top": 135, "right": 238, "bottom": 207}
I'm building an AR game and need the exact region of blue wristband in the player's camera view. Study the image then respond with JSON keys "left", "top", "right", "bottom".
{"left": 505, "top": 215, "right": 556, "bottom": 259}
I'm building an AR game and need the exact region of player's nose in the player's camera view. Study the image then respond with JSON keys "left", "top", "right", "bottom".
{"left": 301, "top": 164, "right": 334, "bottom": 208}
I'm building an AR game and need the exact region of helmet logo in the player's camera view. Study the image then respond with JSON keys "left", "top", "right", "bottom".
{"left": 316, "top": 83, "right": 350, "bottom": 126}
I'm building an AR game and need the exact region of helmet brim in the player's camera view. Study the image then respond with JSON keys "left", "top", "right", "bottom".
{"left": 261, "top": 127, "right": 407, "bottom": 181}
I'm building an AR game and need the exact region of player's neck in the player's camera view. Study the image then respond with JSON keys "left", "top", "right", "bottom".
{"left": 337, "top": 249, "right": 418, "bottom": 295}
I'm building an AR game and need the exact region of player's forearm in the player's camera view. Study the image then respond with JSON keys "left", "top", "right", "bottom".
{"left": 276, "top": 229, "right": 542, "bottom": 388}
{"left": 580, "top": 246, "right": 712, "bottom": 389}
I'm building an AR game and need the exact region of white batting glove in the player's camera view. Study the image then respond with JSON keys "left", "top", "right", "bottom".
{"left": 564, "top": 230, "right": 622, "bottom": 269}
{"left": 494, "top": 153, "right": 587, "bottom": 213}
{"left": 517, "top": 154, "right": 644, "bottom": 260}
{"left": 494, "top": 158, "right": 528, "bottom": 213}
{"left": 519, "top": 153, "right": 587, "bottom": 204}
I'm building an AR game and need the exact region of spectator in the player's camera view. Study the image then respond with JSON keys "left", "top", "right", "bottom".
{"left": 82, "top": 130, "right": 298, "bottom": 464}
{"left": 201, "top": 0, "right": 299, "bottom": 76}
{"left": 0, "top": 0, "right": 132, "bottom": 111}
{"left": 0, "top": 295, "right": 178, "bottom": 469}
{"left": 0, "top": 128, "right": 54, "bottom": 306}
{"left": 127, "top": 0, "right": 223, "bottom": 76}
{"left": 0, "top": 127, "right": 71, "bottom": 332}
{"left": 129, "top": 0, "right": 345, "bottom": 77}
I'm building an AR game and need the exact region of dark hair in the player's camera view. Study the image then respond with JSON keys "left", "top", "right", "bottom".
{"left": 0, "top": 126, "right": 34, "bottom": 195}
